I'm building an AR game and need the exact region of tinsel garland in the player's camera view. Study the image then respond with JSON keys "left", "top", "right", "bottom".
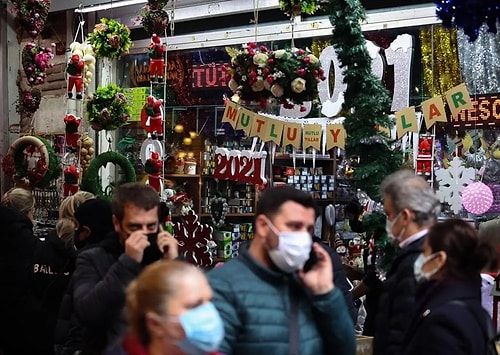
{"left": 328, "top": 0, "right": 402, "bottom": 201}
{"left": 419, "top": 26, "right": 462, "bottom": 98}
{"left": 433, "top": 0, "right": 500, "bottom": 41}
{"left": 457, "top": 25, "right": 500, "bottom": 94}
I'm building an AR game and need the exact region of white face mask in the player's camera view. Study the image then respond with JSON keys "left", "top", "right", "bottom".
{"left": 385, "top": 212, "right": 405, "bottom": 243}
{"left": 413, "top": 252, "right": 440, "bottom": 283}
{"left": 265, "top": 218, "right": 312, "bottom": 273}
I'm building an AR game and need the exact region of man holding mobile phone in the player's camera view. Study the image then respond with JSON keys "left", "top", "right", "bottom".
{"left": 208, "top": 185, "right": 355, "bottom": 355}
{"left": 71, "top": 183, "right": 178, "bottom": 354}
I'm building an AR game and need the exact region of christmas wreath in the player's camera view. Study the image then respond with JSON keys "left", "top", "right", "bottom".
{"left": 81, "top": 151, "right": 137, "bottom": 199}
{"left": 1, "top": 135, "right": 60, "bottom": 188}
{"left": 11, "top": 0, "right": 51, "bottom": 39}
{"left": 85, "top": 84, "right": 130, "bottom": 131}
{"left": 88, "top": 18, "right": 132, "bottom": 59}
{"left": 209, "top": 196, "right": 229, "bottom": 228}
{"left": 279, "top": 0, "right": 320, "bottom": 17}
{"left": 140, "top": 3, "right": 169, "bottom": 36}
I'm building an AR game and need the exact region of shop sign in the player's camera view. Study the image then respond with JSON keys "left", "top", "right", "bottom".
{"left": 213, "top": 147, "right": 267, "bottom": 185}
{"left": 451, "top": 93, "right": 500, "bottom": 127}
{"left": 192, "top": 63, "right": 228, "bottom": 89}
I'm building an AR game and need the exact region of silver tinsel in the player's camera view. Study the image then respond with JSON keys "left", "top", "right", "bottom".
{"left": 457, "top": 23, "right": 500, "bottom": 94}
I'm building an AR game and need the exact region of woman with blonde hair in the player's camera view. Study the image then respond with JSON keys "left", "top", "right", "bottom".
{"left": 110, "top": 260, "right": 224, "bottom": 355}
{"left": 1, "top": 187, "right": 35, "bottom": 218}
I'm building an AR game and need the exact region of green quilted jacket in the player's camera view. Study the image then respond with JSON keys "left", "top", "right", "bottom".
{"left": 207, "top": 244, "right": 356, "bottom": 355}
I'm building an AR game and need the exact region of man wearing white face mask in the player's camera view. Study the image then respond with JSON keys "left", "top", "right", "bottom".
{"left": 207, "top": 185, "right": 356, "bottom": 355}
{"left": 373, "top": 169, "right": 441, "bottom": 355}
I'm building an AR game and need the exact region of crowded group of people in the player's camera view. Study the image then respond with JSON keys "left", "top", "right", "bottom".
{"left": 0, "top": 168, "right": 498, "bottom": 355}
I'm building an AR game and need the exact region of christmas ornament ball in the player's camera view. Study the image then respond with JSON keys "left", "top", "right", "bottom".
{"left": 461, "top": 182, "right": 493, "bottom": 215}
{"left": 174, "top": 124, "right": 184, "bottom": 134}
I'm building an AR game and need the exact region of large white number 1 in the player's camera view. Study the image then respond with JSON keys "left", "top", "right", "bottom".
{"left": 385, "top": 34, "right": 414, "bottom": 112}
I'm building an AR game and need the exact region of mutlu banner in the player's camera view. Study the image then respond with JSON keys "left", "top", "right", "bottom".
{"left": 222, "top": 100, "right": 347, "bottom": 150}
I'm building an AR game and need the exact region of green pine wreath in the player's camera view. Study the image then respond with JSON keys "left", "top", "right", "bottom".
{"left": 81, "top": 151, "right": 136, "bottom": 199}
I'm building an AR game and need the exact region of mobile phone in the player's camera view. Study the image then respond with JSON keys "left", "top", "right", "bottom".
{"left": 147, "top": 230, "right": 169, "bottom": 254}
{"left": 303, "top": 245, "right": 319, "bottom": 272}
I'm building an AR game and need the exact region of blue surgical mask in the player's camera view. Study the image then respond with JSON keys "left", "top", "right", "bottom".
{"left": 177, "top": 302, "right": 224, "bottom": 355}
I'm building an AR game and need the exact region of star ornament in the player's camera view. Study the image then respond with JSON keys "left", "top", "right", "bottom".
{"left": 461, "top": 182, "right": 493, "bottom": 215}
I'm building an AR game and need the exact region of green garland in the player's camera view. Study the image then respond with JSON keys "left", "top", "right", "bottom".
{"left": 88, "top": 18, "right": 132, "bottom": 59}
{"left": 328, "top": 0, "right": 401, "bottom": 269}
{"left": 328, "top": 0, "right": 402, "bottom": 201}
{"left": 81, "top": 151, "right": 137, "bottom": 199}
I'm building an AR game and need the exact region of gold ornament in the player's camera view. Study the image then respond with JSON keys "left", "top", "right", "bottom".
{"left": 174, "top": 124, "right": 184, "bottom": 134}
{"left": 183, "top": 137, "right": 192, "bottom": 146}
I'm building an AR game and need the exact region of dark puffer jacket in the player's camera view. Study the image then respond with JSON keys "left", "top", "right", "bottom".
{"left": 0, "top": 205, "right": 48, "bottom": 355}
{"left": 207, "top": 243, "right": 356, "bottom": 355}
{"left": 373, "top": 237, "right": 423, "bottom": 355}
{"left": 402, "top": 278, "right": 491, "bottom": 355}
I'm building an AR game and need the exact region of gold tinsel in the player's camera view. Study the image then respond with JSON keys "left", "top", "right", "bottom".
{"left": 420, "top": 26, "right": 462, "bottom": 98}
{"left": 311, "top": 39, "right": 331, "bottom": 58}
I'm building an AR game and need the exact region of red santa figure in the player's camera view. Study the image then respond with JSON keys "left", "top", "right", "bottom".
{"left": 63, "top": 164, "right": 80, "bottom": 197}
{"left": 148, "top": 34, "right": 166, "bottom": 83}
{"left": 416, "top": 136, "right": 433, "bottom": 176}
{"left": 64, "top": 114, "right": 81, "bottom": 148}
{"left": 66, "top": 54, "right": 85, "bottom": 99}
{"left": 145, "top": 151, "right": 163, "bottom": 193}
{"left": 141, "top": 95, "right": 164, "bottom": 140}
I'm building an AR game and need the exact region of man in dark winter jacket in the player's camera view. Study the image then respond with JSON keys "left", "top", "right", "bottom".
{"left": 70, "top": 183, "right": 178, "bottom": 354}
{"left": 373, "top": 170, "right": 441, "bottom": 355}
{"left": 54, "top": 198, "right": 115, "bottom": 355}
{"left": 208, "top": 186, "right": 355, "bottom": 355}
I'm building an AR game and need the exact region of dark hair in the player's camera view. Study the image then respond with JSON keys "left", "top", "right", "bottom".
{"left": 74, "top": 198, "right": 114, "bottom": 238}
{"left": 427, "top": 219, "right": 497, "bottom": 280}
{"left": 256, "top": 185, "right": 316, "bottom": 218}
{"left": 112, "top": 183, "right": 160, "bottom": 221}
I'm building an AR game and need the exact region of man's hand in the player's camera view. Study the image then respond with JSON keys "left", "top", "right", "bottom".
{"left": 125, "top": 232, "right": 150, "bottom": 263}
{"left": 157, "top": 225, "right": 179, "bottom": 260}
{"left": 298, "top": 243, "right": 334, "bottom": 295}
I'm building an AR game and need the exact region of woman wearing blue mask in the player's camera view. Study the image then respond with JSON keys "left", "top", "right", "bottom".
{"left": 110, "top": 260, "right": 224, "bottom": 355}
{"left": 402, "top": 219, "right": 498, "bottom": 355}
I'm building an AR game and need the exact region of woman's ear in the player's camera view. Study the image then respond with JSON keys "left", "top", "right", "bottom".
{"left": 145, "top": 312, "right": 166, "bottom": 338}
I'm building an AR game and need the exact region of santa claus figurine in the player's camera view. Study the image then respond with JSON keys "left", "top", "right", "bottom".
{"left": 63, "top": 164, "right": 80, "bottom": 197}
{"left": 148, "top": 34, "right": 166, "bottom": 83}
{"left": 141, "top": 95, "right": 164, "bottom": 140}
{"left": 66, "top": 53, "right": 85, "bottom": 99}
{"left": 64, "top": 114, "right": 81, "bottom": 148}
{"left": 145, "top": 151, "right": 163, "bottom": 193}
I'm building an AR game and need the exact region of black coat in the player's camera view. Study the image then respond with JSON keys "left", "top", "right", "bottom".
{"left": 402, "top": 277, "right": 491, "bottom": 355}
{"left": 373, "top": 237, "right": 423, "bottom": 355}
{"left": 32, "top": 230, "right": 75, "bottom": 355}
{"left": 71, "top": 234, "right": 143, "bottom": 354}
{"left": 0, "top": 205, "right": 48, "bottom": 355}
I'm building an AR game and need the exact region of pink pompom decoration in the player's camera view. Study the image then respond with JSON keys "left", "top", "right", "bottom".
{"left": 461, "top": 182, "right": 494, "bottom": 215}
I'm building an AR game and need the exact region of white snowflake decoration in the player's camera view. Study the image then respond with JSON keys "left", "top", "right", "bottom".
{"left": 435, "top": 156, "right": 475, "bottom": 214}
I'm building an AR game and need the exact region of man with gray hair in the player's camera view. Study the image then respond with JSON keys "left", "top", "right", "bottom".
{"left": 373, "top": 169, "right": 441, "bottom": 355}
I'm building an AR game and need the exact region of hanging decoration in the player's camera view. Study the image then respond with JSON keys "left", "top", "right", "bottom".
{"left": 10, "top": 0, "right": 51, "bottom": 40}
{"left": 457, "top": 25, "right": 500, "bottom": 95}
{"left": 64, "top": 114, "right": 81, "bottom": 148}
{"left": 140, "top": 0, "right": 170, "bottom": 36}
{"left": 81, "top": 151, "right": 137, "bottom": 199}
{"left": 63, "top": 164, "right": 80, "bottom": 197}
{"left": 15, "top": 88, "right": 41, "bottom": 116}
{"left": 209, "top": 196, "right": 229, "bottom": 228}
{"left": 435, "top": 156, "right": 476, "bottom": 214}
{"left": 1, "top": 135, "right": 60, "bottom": 188}
{"left": 147, "top": 34, "right": 167, "bottom": 83}
{"left": 68, "top": 41, "right": 96, "bottom": 90}
{"left": 145, "top": 151, "right": 163, "bottom": 193}
{"left": 141, "top": 95, "right": 164, "bottom": 139}
{"left": 173, "top": 209, "right": 214, "bottom": 267}
{"left": 419, "top": 26, "right": 461, "bottom": 99}
{"left": 77, "top": 135, "right": 95, "bottom": 173}
{"left": 278, "top": 0, "right": 320, "bottom": 17}
{"left": 461, "top": 181, "right": 494, "bottom": 215}
{"left": 433, "top": 0, "right": 500, "bottom": 41}
{"left": 85, "top": 84, "right": 130, "bottom": 131}
{"left": 225, "top": 42, "right": 325, "bottom": 109}
{"left": 21, "top": 42, "right": 55, "bottom": 86}
{"left": 87, "top": 18, "right": 132, "bottom": 59}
